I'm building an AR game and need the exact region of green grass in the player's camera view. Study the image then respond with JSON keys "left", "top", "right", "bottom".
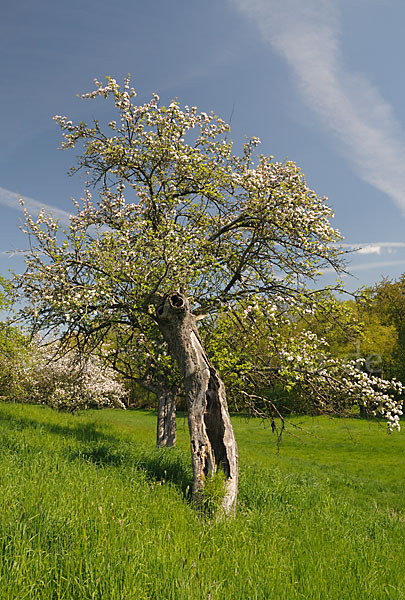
{"left": 0, "top": 403, "right": 404, "bottom": 599}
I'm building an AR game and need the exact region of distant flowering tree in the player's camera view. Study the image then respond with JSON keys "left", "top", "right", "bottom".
{"left": 1, "top": 339, "right": 127, "bottom": 412}
{"left": 14, "top": 76, "right": 402, "bottom": 513}
{"left": 29, "top": 342, "right": 128, "bottom": 412}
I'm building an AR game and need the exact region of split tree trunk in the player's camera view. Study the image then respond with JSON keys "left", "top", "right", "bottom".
{"left": 156, "top": 292, "right": 238, "bottom": 514}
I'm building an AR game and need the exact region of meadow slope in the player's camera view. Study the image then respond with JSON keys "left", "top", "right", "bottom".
{"left": 0, "top": 403, "right": 404, "bottom": 599}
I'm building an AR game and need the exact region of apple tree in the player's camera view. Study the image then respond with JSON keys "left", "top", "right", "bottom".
{"left": 14, "top": 77, "right": 402, "bottom": 513}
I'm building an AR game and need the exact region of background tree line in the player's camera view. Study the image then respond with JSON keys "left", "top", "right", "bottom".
{"left": 2, "top": 274, "right": 404, "bottom": 417}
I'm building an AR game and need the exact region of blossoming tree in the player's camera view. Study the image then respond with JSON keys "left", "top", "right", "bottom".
{"left": 1, "top": 337, "right": 127, "bottom": 411}
{"left": 27, "top": 341, "right": 128, "bottom": 412}
{"left": 203, "top": 299, "right": 403, "bottom": 431}
{"left": 15, "top": 77, "right": 402, "bottom": 513}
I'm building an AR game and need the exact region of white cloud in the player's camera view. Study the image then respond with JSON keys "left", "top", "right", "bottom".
{"left": 338, "top": 241, "right": 405, "bottom": 256}
{"left": 357, "top": 245, "right": 382, "bottom": 255}
{"left": 231, "top": 0, "right": 405, "bottom": 213}
{"left": 0, "top": 186, "right": 72, "bottom": 226}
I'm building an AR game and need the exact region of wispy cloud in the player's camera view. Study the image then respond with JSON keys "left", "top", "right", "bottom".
{"left": 0, "top": 186, "right": 72, "bottom": 226}
{"left": 339, "top": 241, "right": 405, "bottom": 256}
{"left": 231, "top": 0, "right": 405, "bottom": 213}
{"left": 357, "top": 245, "right": 382, "bottom": 256}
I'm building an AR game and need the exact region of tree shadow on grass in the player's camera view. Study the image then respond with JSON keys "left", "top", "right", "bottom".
{"left": 0, "top": 407, "right": 113, "bottom": 441}
{"left": 74, "top": 442, "right": 193, "bottom": 497}
{"left": 0, "top": 406, "right": 193, "bottom": 498}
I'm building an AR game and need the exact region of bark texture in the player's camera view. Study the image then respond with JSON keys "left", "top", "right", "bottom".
{"left": 156, "top": 293, "right": 238, "bottom": 514}
{"left": 156, "top": 389, "right": 177, "bottom": 448}
{"left": 139, "top": 380, "right": 177, "bottom": 448}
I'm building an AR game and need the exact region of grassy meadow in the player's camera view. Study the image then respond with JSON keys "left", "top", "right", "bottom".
{"left": 0, "top": 402, "right": 404, "bottom": 599}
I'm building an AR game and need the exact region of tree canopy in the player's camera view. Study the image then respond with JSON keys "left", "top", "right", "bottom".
{"left": 21, "top": 77, "right": 345, "bottom": 335}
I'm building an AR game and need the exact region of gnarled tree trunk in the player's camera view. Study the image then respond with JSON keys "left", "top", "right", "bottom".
{"left": 156, "top": 292, "right": 238, "bottom": 514}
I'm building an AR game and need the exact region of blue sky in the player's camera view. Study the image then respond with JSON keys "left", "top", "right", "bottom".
{"left": 1, "top": 0, "right": 405, "bottom": 292}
